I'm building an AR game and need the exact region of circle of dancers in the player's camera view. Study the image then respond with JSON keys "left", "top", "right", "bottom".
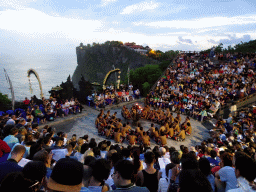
{"left": 95, "top": 104, "right": 193, "bottom": 146}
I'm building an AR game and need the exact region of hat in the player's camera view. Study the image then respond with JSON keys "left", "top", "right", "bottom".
{"left": 47, "top": 158, "right": 83, "bottom": 192}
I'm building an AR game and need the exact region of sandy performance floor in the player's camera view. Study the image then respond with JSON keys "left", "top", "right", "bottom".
{"left": 53, "top": 102, "right": 210, "bottom": 150}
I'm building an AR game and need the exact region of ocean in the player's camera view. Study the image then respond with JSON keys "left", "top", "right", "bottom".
{"left": 0, "top": 52, "right": 77, "bottom": 101}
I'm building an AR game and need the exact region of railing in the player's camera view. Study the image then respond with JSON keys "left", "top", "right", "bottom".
{"left": 218, "top": 92, "right": 256, "bottom": 116}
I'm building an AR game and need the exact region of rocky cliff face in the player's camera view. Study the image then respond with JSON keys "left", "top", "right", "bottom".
{"left": 72, "top": 43, "right": 158, "bottom": 89}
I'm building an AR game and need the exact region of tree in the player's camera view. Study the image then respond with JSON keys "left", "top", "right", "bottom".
{"left": 0, "top": 92, "right": 11, "bottom": 111}
{"left": 215, "top": 43, "right": 223, "bottom": 53}
{"left": 129, "top": 64, "right": 162, "bottom": 96}
{"left": 142, "top": 82, "right": 150, "bottom": 97}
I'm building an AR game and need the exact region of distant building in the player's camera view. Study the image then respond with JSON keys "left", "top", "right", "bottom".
{"left": 124, "top": 42, "right": 149, "bottom": 55}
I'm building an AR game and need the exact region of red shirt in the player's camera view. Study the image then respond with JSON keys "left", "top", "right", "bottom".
{"left": 211, "top": 166, "right": 221, "bottom": 175}
{"left": 0, "top": 139, "right": 11, "bottom": 158}
{"left": 23, "top": 99, "right": 30, "bottom": 105}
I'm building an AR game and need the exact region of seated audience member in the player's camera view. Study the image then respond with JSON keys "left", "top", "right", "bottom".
{"left": 199, "top": 158, "right": 215, "bottom": 192}
{"left": 3, "top": 127, "right": 19, "bottom": 149}
{"left": 22, "top": 161, "right": 47, "bottom": 191}
{"left": 51, "top": 137, "right": 64, "bottom": 150}
{"left": 34, "top": 106, "right": 46, "bottom": 123}
{"left": 16, "top": 127, "right": 28, "bottom": 143}
{"left": 109, "top": 160, "right": 149, "bottom": 191}
{"left": 0, "top": 172, "right": 35, "bottom": 192}
{"left": 0, "top": 144, "right": 25, "bottom": 183}
{"left": 47, "top": 158, "right": 84, "bottom": 192}
{"left": 178, "top": 169, "right": 213, "bottom": 192}
{"left": 33, "top": 149, "right": 53, "bottom": 179}
{"left": 136, "top": 151, "right": 161, "bottom": 192}
{"left": 0, "top": 139, "right": 11, "bottom": 163}
{"left": 228, "top": 153, "right": 256, "bottom": 192}
{"left": 215, "top": 152, "right": 237, "bottom": 192}
{"left": 5, "top": 115, "right": 16, "bottom": 126}
{"left": 207, "top": 149, "right": 220, "bottom": 167}
{"left": 87, "top": 159, "right": 111, "bottom": 191}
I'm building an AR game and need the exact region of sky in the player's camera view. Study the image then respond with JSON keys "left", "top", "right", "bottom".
{"left": 0, "top": 0, "right": 256, "bottom": 53}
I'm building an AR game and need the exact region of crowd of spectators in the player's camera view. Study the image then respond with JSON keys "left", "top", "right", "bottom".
{"left": 0, "top": 96, "right": 83, "bottom": 125}
{"left": 87, "top": 83, "right": 140, "bottom": 108}
{"left": 1, "top": 113, "right": 256, "bottom": 192}
{"left": 146, "top": 52, "right": 256, "bottom": 121}
{"left": 1, "top": 51, "right": 256, "bottom": 192}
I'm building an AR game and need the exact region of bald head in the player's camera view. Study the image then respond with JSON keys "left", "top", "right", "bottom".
{"left": 159, "top": 147, "right": 166, "bottom": 156}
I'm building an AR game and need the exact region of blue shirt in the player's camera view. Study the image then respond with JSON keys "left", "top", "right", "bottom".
{"left": 80, "top": 187, "right": 92, "bottom": 192}
{"left": 207, "top": 174, "right": 215, "bottom": 192}
{"left": 109, "top": 184, "right": 149, "bottom": 192}
{"left": 3, "top": 135, "right": 19, "bottom": 150}
{"left": 207, "top": 157, "right": 220, "bottom": 167}
{"left": 0, "top": 159, "right": 23, "bottom": 183}
{"left": 219, "top": 166, "right": 237, "bottom": 192}
{"left": 46, "top": 167, "right": 52, "bottom": 179}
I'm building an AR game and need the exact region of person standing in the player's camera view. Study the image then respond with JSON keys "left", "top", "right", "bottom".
{"left": 109, "top": 160, "right": 149, "bottom": 192}
{"left": 136, "top": 151, "right": 161, "bottom": 192}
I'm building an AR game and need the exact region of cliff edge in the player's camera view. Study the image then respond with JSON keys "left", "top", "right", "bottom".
{"left": 72, "top": 41, "right": 158, "bottom": 89}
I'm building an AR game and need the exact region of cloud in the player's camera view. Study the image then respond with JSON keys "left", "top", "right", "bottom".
{"left": 0, "top": 8, "right": 104, "bottom": 40}
{"left": 101, "top": 0, "right": 118, "bottom": 6}
{"left": 133, "top": 15, "right": 256, "bottom": 29}
{"left": 178, "top": 36, "right": 193, "bottom": 44}
{"left": 121, "top": 1, "right": 160, "bottom": 15}
{"left": 0, "top": 0, "right": 37, "bottom": 9}
{"left": 208, "top": 39, "right": 218, "bottom": 44}
{"left": 218, "top": 34, "right": 251, "bottom": 45}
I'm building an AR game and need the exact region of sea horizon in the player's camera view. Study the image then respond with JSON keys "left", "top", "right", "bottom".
{"left": 0, "top": 52, "right": 77, "bottom": 101}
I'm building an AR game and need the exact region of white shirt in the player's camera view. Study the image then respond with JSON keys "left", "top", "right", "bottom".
{"left": 51, "top": 101, "right": 57, "bottom": 106}
{"left": 6, "top": 118, "right": 15, "bottom": 125}
{"left": 228, "top": 177, "right": 254, "bottom": 192}
{"left": 158, "top": 157, "right": 171, "bottom": 179}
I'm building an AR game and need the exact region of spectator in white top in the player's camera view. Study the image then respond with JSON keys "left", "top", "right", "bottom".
{"left": 228, "top": 152, "right": 256, "bottom": 192}
{"left": 51, "top": 98, "right": 57, "bottom": 107}
{"left": 237, "top": 66, "right": 243, "bottom": 74}
{"left": 158, "top": 147, "right": 171, "bottom": 179}
{"left": 5, "top": 115, "right": 16, "bottom": 126}
{"left": 128, "top": 83, "right": 133, "bottom": 91}
{"left": 135, "top": 89, "right": 140, "bottom": 99}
